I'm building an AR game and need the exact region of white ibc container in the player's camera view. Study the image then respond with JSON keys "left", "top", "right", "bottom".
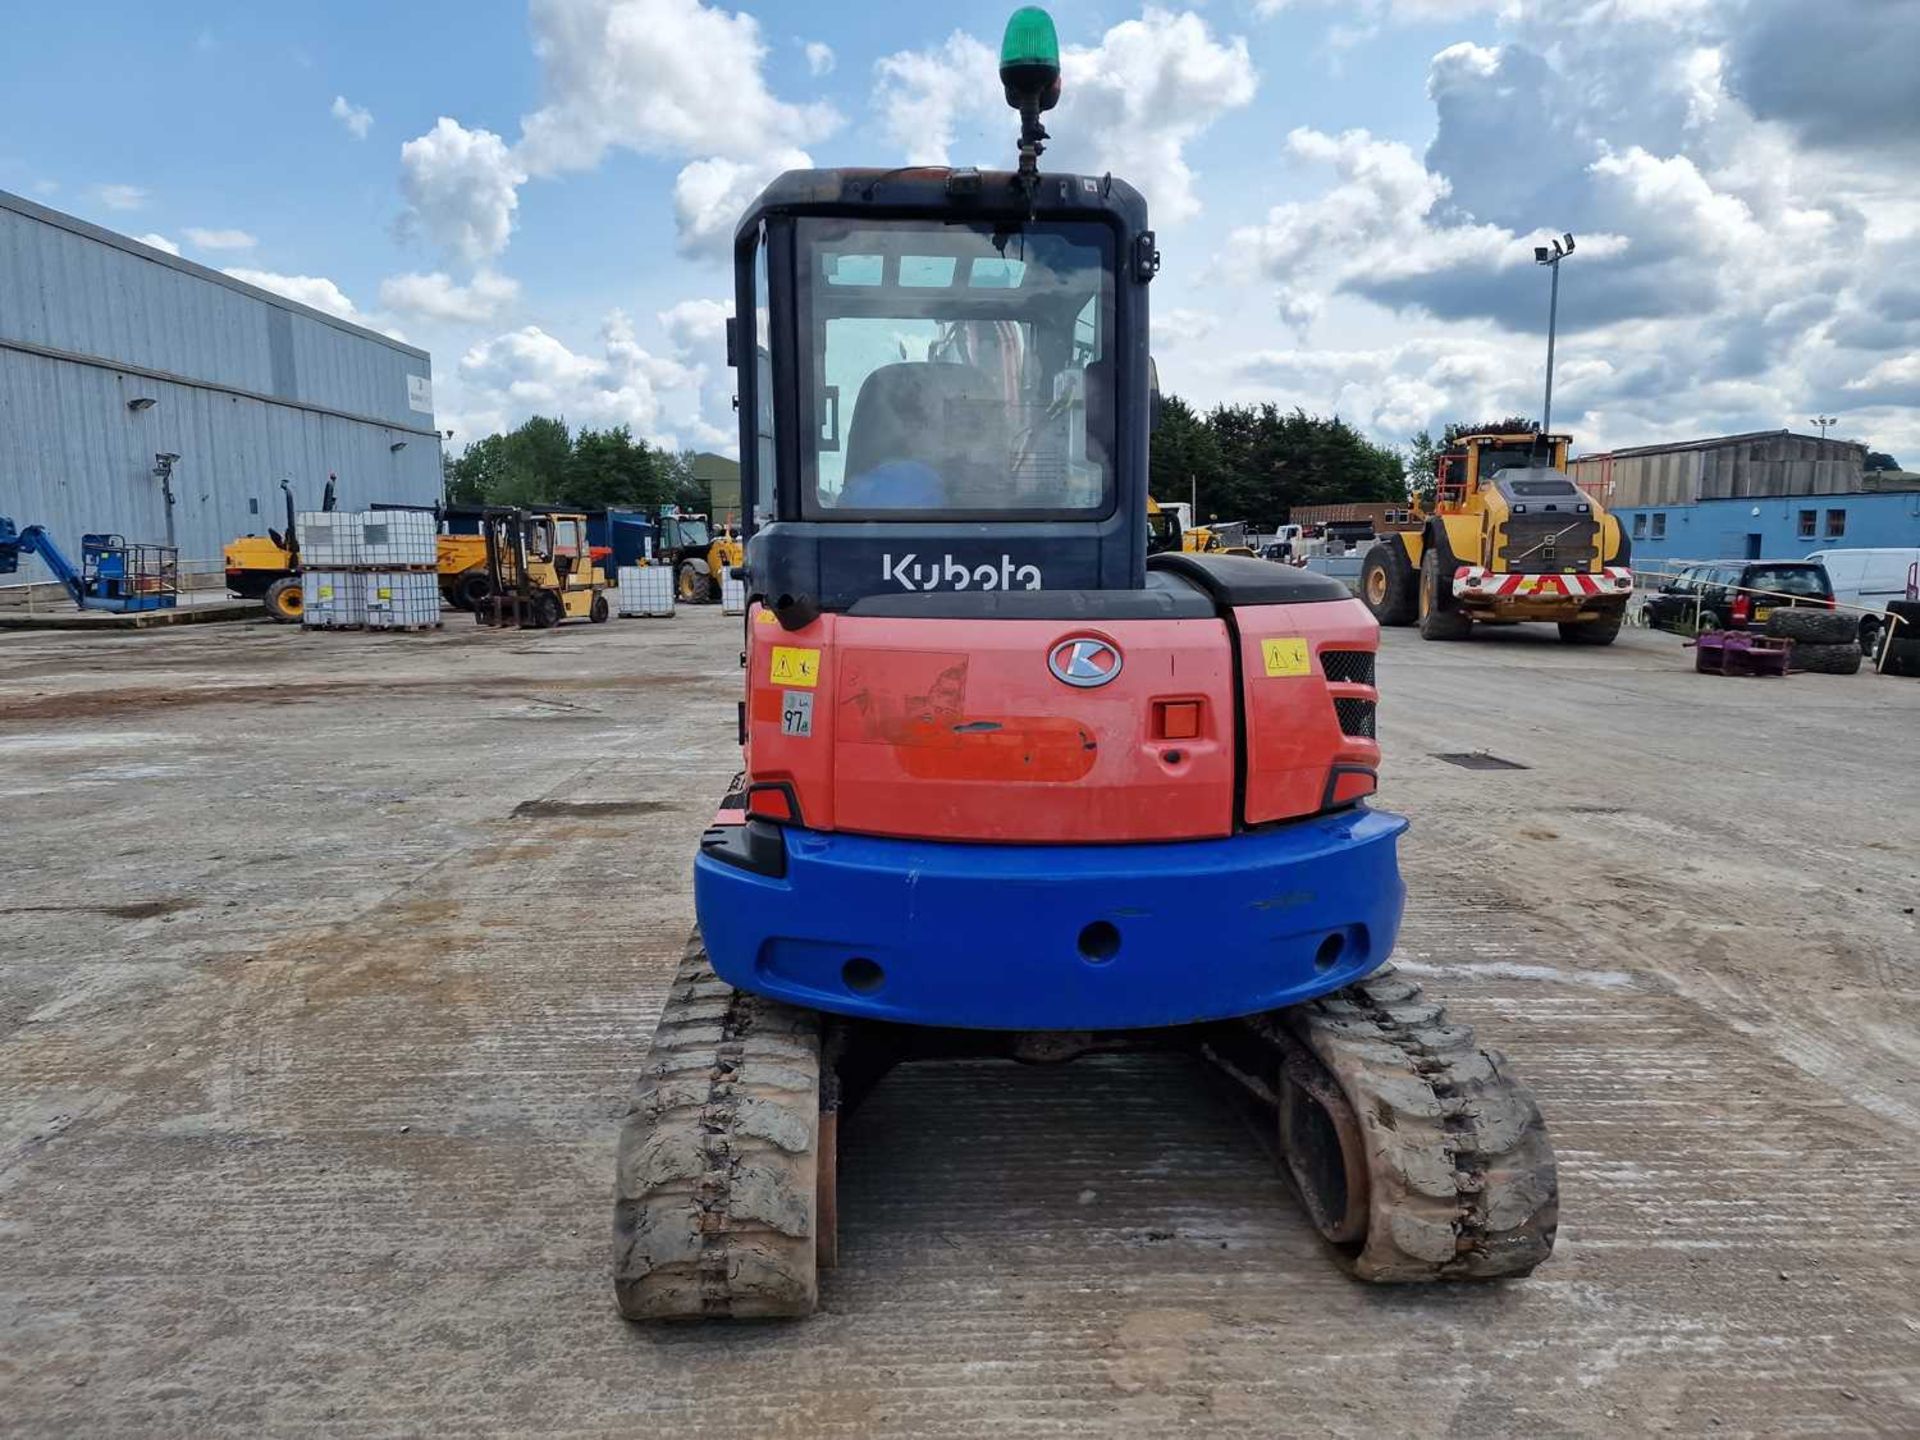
{"left": 297, "top": 511, "right": 364, "bottom": 568}
{"left": 364, "top": 571, "right": 443, "bottom": 629}
{"left": 360, "top": 509, "right": 437, "bottom": 567}
{"left": 618, "top": 565, "right": 675, "bottom": 617}
{"left": 721, "top": 574, "right": 747, "bottom": 615}
{"left": 301, "top": 570, "right": 366, "bottom": 628}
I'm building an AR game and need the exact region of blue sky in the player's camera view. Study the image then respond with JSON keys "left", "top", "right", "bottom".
{"left": 5, "top": 0, "right": 1917, "bottom": 461}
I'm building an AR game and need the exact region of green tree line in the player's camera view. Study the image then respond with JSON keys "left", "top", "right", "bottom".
{"left": 1150, "top": 397, "right": 1410, "bottom": 523}
{"left": 443, "top": 415, "right": 706, "bottom": 512}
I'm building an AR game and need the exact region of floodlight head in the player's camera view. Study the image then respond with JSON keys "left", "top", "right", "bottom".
{"left": 1563, "top": 232, "right": 1575, "bottom": 251}
{"left": 1534, "top": 246, "right": 1551, "bottom": 264}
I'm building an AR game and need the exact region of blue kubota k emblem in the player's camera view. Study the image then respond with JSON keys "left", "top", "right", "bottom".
{"left": 1048, "top": 637, "right": 1122, "bottom": 687}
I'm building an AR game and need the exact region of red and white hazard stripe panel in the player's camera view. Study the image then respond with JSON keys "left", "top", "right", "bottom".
{"left": 1453, "top": 566, "right": 1633, "bottom": 599}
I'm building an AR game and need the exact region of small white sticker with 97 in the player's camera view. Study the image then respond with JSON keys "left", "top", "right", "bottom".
{"left": 780, "top": 690, "right": 814, "bottom": 737}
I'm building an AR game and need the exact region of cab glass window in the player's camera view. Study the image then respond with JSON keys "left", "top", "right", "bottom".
{"left": 795, "top": 218, "right": 1115, "bottom": 517}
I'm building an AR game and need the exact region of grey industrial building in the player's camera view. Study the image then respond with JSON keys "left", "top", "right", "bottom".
{"left": 1569, "top": 430, "right": 1920, "bottom": 566}
{"left": 1, "top": 189, "right": 442, "bottom": 584}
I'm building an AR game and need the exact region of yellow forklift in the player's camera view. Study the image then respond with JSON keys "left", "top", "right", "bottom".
{"left": 473, "top": 508, "right": 612, "bottom": 628}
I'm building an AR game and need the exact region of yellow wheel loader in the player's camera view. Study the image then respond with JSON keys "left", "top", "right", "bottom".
{"left": 1360, "top": 431, "right": 1633, "bottom": 644}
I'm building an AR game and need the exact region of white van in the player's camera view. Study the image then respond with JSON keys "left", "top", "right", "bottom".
{"left": 1804, "top": 547, "right": 1920, "bottom": 649}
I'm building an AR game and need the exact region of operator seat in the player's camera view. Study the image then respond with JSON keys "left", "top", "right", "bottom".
{"left": 841, "top": 362, "right": 1012, "bottom": 509}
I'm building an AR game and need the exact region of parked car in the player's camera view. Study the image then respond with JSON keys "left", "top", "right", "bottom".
{"left": 1803, "top": 548, "right": 1920, "bottom": 652}
{"left": 1643, "top": 559, "right": 1835, "bottom": 635}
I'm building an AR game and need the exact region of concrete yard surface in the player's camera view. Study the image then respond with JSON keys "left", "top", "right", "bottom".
{"left": 1, "top": 611, "right": 1916, "bottom": 1437}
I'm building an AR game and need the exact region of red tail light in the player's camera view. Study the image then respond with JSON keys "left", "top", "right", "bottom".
{"left": 1731, "top": 595, "right": 1751, "bottom": 624}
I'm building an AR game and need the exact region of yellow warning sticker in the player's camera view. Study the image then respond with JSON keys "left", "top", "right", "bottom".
{"left": 1261, "top": 637, "right": 1311, "bottom": 678}
{"left": 755, "top": 609, "right": 776, "bottom": 624}
{"left": 768, "top": 645, "right": 821, "bottom": 688}
{"left": 318, "top": 585, "right": 334, "bottom": 600}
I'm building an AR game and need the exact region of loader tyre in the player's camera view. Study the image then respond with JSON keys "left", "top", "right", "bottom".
{"left": 1558, "top": 612, "right": 1622, "bottom": 645}
{"left": 1766, "top": 608, "right": 1856, "bottom": 645}
{"left": 677, "top": 561, "right": 714, "bottom": 605}
{"left": 613, "top": 933, "right": 822, "bottom": 1320}
{"left": 1417, "top": 548, "right": 1472, "bottom": 641}
{"left": 534, "top": 592, "right": 564, "bottom": 630}
{"left": 1792, "top": 640, "right": 1863, "bottom": 675}
{"left": 1262, "top": 965, "right": 1558, "bottom": 1282}
{"left": 264, "top": 576, "right": 303, "bottom": 623}
{"left": 451, "top": 569, "right": 491, "bottom": 611}
{"left": 590, "top": 593, "right": 610, "bottom": 623}
{"left": 1361, "top": 544, "right": 1417, "bottom": 626}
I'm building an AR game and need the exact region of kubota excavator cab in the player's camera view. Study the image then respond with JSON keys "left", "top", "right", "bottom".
{"left": 615, "top": 6, "right": 1557, "bottom": 1322}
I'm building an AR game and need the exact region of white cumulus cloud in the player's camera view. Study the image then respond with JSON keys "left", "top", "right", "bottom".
{"left": 804, "top": 41, "right": 835, "bottom": 77}
{"left": 378, "top": 269, "right": 520, "bottom": 324}
{"left": 871, "top": 9, "right": 1257, "bottom": 225}
{"left": 134, "top": 232, "right": 181, "bottom": 256}
{"left": 91, "top": 184, "right": 147, "bottom": 211}
{"left": 398, "top": 117, "right": 527, "bottom": 265}
{"left": 184, "top": 227, "right": 257, "bottom": 251}
{"left": 222, "top": 268, "right": 363, "bottom": 322}
{"left": 454, "top": 310, "right": 692, "bottom": 440}
{"left": 673, "top": 148, "right": 810, "bottom": 259}
{"left": 516, "top": 0, "right": 840, "bottom": 171}
{"left": 331, "top": 95, "right": 374, "bottom": 139}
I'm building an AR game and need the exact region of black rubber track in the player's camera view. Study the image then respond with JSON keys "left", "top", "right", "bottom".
{"left": 1254, "top": 966, "right": 1558, "bottom": 1281}
{"left": 613, "top": 933, "right": 822, "bottom": 1320}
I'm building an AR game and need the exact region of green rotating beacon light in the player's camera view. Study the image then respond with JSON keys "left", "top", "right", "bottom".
{"left": 1000, "top": 6, "right": 1062, "bottom": 195}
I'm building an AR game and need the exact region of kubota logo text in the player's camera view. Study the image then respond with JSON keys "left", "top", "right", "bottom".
{"left": 1048, "top": 636, "right": 1123, "bottom": 688}
{"left": 881, "top": 553, "right": 1042, "bottom": 591}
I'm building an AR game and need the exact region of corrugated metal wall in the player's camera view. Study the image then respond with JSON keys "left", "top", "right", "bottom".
{"left": 1571, "top": 434, "right": 1867, "bottom": 510}
{"left": 0, "top": 190, "right": 440, "bottom": 574}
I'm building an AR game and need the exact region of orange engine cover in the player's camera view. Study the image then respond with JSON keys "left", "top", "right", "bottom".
{"left": 741, "top": 596, "right": 1381, "bottom": 845}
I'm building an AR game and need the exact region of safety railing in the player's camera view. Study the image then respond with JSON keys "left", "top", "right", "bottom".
{"left": 0, "top": 555, "right": 226, "bottom": 613}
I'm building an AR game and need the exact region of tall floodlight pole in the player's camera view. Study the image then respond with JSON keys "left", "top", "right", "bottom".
{"left": 1534, "top": 233, "right": 1575, "bottom": 436}
{"left": 1812, "top": 415, "right": 1836, "bottom": 439}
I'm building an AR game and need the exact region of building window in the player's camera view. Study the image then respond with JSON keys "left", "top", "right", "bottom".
{"left": 1632, "top": 513, "right": 1647, "bottom": 539}
{"left": 1651, "top": 512, "right": 1667, "bottom": 539}
{"left": 249, "top": 497, "right": 259, "bottom": 515}
{"left": 1824, "top": 509, "right": 1846, "bottom": 539}
{"left": 1797, "top": 509, "right": 1816, "bottom": 539}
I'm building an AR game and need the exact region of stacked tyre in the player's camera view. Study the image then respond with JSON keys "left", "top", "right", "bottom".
{"left": 1764, "top": 607, "right": 1861, "bottom": 675}
{"left": 1876, "top": 600, "right": 1920, "bottom": 678}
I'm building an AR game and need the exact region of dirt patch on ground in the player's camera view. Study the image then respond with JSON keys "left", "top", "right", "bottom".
{"left": 0, "top": 673, "right": 712, "bottom": 723}
{"left": 0, "top": 897, "right": 192, "bottom": 920}
{"left": 510, "top": 799, "right": 682, "bottom": 819}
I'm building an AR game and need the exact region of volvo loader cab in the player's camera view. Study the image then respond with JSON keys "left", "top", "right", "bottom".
{"left": 613, "top": 6, "right": 1557, "bottom": 1321}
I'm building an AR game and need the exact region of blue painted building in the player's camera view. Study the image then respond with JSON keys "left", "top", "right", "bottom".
{"left": 1570, "top": 430, "right": 1920, "bottom": 575}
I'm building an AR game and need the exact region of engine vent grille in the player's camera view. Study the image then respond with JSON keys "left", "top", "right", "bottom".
{"left": 1334, "top": 697, "right": 1377, "bottom": 739}
{"left": 1320, "top": 649, "right": 1376, "bottom": 685}
{"left": 1499, "top": 514, "right": 1599, "bottom": 573}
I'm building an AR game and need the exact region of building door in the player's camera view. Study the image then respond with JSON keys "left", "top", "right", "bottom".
{"left": 1745, "top": 532, "right": 1763, "bottom": 559}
